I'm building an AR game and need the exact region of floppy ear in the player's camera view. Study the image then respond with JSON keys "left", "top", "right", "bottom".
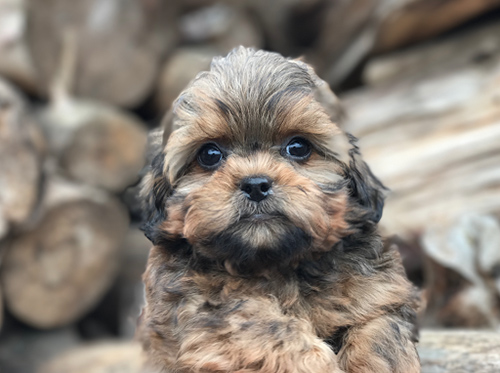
{"left": 346, "top": 133, "right": 386, "bottom": 224}
{"left": 141, "top": 107, "right": 177, "bottom": 244}
{"left": 140, "top": 151, "right": 172, "bottom": 245}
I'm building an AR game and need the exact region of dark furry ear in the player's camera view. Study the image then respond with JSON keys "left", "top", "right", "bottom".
{"left": 140, "top": 152, "right": 171, "bottom": 244}
{"left": 141, "top": 106, "right": 177, "bottom": 244}
{"left": 346, "top": 134, "right": 386, "bottom": 224}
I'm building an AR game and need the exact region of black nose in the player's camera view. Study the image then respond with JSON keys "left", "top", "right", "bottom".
{"left": 240, "top": 177, "right": 272, "bottom": 202}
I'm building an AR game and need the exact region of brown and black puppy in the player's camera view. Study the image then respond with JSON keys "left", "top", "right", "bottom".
{"left": 140, "top": 47, "right": 420, "bottom": 373}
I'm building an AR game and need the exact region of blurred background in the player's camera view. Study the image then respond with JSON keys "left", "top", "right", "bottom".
{"left": 1, "top": 0, "right": 500, "bottom": 372}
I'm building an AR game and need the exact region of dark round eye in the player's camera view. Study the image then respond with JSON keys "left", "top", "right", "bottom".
{"left": 198, "top": 143, "right": 224, "bottom": 169}
{"left": 283, "top": 137, "right": 311, "bottom": 161}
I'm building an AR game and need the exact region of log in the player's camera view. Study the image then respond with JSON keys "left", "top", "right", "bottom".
{"left": 418, "top": 330, "right": 500, "bottom": 373}
{"left": 341, "top": 43, "right": 500, "bottom": 239}
{"left": 308, "top": 0, "right": 379, "bottom": 86}
{"left": 155, "top": 46, "right": 217, "bottom": 114}
{"left": 39, "top": 98, "right": 148, "bottom": 192}
{"left": 60, "top": 104, "right": 147, "bottom": 192}
{"left": 374, "top": 0, "right": 500, "bottom": 53}
{"left": 0, "top": 0, "right": 38, "bottom": 92}
{"left": 0, "top": 283, "right": 3, "bottom": 331}
{"left": 311, "top": 0, "right": 500, "bottom": 86}
{"left": 241, "top": 0, "right": 325, "bottom": 56}
{"left": 1, "top": 177, "right": 129, "bottom": 329}
{"left": 38, "top": 341, "right": 148, "bottom": 373}
{"left": 34, "top": 29, "right": 148, "bottom": 193}
{"left": 421, "top": 214, "right": 500, "bottom": 328}
{"left": 0, "top": 77, "right": 43, "bottom": 239}
{"left": 180, "top": 4, "right": 264, "bottom": 52}
{"left": 0, "top": 326, "right": 80, "bottom": 372}
{"left": 25, "top": 0, "right": 178, "bottom": 107}
{"left": 365, "top": 21, "right": 500, "bottom": 86}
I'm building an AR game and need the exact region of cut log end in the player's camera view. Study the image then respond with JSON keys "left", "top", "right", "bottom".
{"left": 60, "top": 109, "right": 148, "bottom": 192}
{"left": 1, "top": 192, "right": 129, "bottom": 329}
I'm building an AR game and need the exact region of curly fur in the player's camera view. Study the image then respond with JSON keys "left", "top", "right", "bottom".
{"left": 139, "top": 47, "right": 420, "bottom": 373}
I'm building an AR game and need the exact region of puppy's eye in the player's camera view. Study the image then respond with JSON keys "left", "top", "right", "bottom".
{"left": 198, "top": 143, "right": 224, "bottom": 169}
{"left": 283, "top": 137, "right": 311, "bottom": 161}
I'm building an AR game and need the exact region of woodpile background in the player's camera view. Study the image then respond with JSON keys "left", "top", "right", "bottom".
{"left": 1, "top": 0, "right": 500, "bottom": 372}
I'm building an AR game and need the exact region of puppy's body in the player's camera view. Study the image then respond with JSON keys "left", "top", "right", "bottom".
{"left": 141, "top": 47, "right": 420, "bottom": 373}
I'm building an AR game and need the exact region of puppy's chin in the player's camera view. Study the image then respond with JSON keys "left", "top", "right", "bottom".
{"left": 197, "top": 214, "right": 311, "bottom": 272}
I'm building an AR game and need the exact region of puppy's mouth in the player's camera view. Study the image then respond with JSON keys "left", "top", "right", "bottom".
{"left": 239, "top": 212, "right": 284, "bottom": 223}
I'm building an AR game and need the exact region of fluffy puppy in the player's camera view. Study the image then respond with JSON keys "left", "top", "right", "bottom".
{"left": 140, "top": 47, "right": 420, "bottom": 373}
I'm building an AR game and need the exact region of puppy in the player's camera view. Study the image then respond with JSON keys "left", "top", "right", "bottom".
{"left": 140, "top": 47, "right": 420, "bottom": 373}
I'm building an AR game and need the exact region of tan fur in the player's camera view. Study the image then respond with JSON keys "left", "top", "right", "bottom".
{"left": 140, "top": 48, "right": 420, "bottom": 373}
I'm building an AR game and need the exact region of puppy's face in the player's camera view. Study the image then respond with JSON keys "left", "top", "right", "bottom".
{"left": 143, "top": 48, "right": 384, "bottom": 273}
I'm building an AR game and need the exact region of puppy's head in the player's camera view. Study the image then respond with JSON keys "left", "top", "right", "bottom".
{"left": 142, "top": 47, "right": 385, "bottom": 273}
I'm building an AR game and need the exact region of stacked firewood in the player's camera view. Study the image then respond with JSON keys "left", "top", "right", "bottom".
{"left": 0, "top": 48, "right": 148, "bottom": 332}
{"left": 0, "top": 0, "right": 156, "bottom": 362}
{"left": 1, "top": 0, "right": 500, "bottom": 371}
{"left": 341, "top": 18, "right": 500, "bottom": 330}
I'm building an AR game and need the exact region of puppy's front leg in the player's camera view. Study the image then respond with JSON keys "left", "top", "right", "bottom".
{"left": 174, "top": 297, "right": 343, "bottom": 373}
{"left": 337, "top": 314, "right": 419, "bottom": 373}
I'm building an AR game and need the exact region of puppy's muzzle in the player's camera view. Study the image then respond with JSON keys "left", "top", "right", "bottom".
{"left": 240, "top": 176, "right": 273, "bottom": 202}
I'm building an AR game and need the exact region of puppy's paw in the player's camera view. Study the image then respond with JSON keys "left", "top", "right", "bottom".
{"left": 257, "top": 339, "right": 342, "bottom": 373}
{"left": 290, "top": 341, "right": 344, "bottom": 373}
{"left": 177, "top": 337, "right": 342, "bottom": 373}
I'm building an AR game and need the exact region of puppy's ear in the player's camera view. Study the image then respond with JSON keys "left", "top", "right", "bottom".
{"left": 141, "top": 152, "right": 172, "bottom": 244}
{"left": 346, "top": 134, "right": 386, "bottom": 224}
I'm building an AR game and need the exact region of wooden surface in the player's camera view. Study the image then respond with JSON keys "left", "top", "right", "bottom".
{"left": 38, "top": 341, "right": 148, "bottom": 373}
{"left": 36, "top": 330, "right": 500, "bottom": 373}
{"left": 419, "top": 330, "right": 500, "bottom": 373}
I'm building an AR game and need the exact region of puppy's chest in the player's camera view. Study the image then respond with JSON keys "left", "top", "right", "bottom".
{"left": 216, "top": 275, "right": 356, "bottom": 338}
{"left": 293, "top": 281, "right": 356, "bottom": 337}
